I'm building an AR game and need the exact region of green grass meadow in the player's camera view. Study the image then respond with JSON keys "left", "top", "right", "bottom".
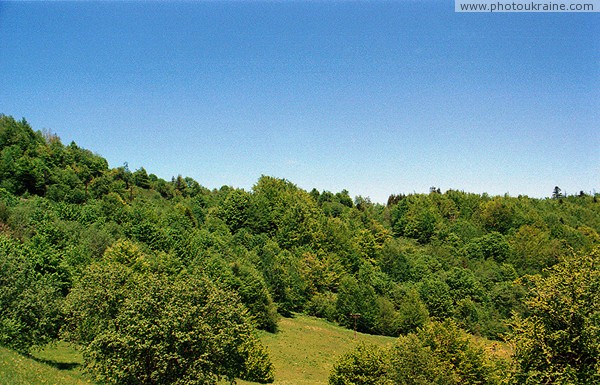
{"left": 0, "top": 342, "right": 91, "bottom": 385}
{"left": 239, "top": 314, "right": 395, "bottom": 385}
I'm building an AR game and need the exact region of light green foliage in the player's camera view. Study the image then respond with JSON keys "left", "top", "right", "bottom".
{"left": 306, "top": 291, "right": 338, "bottom": 321}
{"left": 416, "top": 321, "right": 498, "bottom": 384}
{"left": 509, "top": 224, "right": 562, "bottom": 274}
{"left": 299, "top": 251, "right": 341, "bottom": 295}
{"left": 102, "top": 238, "right": 146, "bottom": 266}
{"left": 510, "top": 248, "right": 600, "bottom": 384}
{"left": 353, "top": 223, "right": 391, "bottom": 267}
{"left": 329, "top": 321, "right": 503, "bottom": 385}
{"left": 479, "top": 198, "right": 519, "bottom": 234}
{"left": 328, "top": 343, "right": 388, "bottom": 385}
{"left": 61, "top": 261, "right": 131, "bottom": 346}
{"left": 64, "top": 262, "right": 274, "bottom": 385}
{"left": 386, "top": 333, "right": 457, "bottom": 384}
{"left": 277, "top": 196, "right": 323, "bottom": 249}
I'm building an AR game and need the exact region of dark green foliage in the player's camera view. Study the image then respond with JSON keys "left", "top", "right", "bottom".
{"left": 0, "top": 115, "right": 107, "bottom": 200}
{"left": 379, "top": 238, "right": 412, "bottom": 281}
{"left": 335, "top": 275, "right": 378, "bottom": 333}
{"left": 0, "top": 236, "right": 63, "bottom": 353}
{"left": 132, "top": 167, "right": 150, "bottom": 189}
{"left": 446, "top": 267, "right": 485, "bottom": 303}
{"left": 0, "top": 201, "right": 9, "bottom": 223}
{"left": 219, "top": 188, "right": 254, "bottom": 233}
{"left": 203, "top": 259, "right": 278, "bottom": 332}
{"left": 269, "top": 250, "right": 309, "bottom": 316}
{"left": 46, "top": 168, "right": 86, "bottom": 203}
{"left": 466, "top": 232, "right": 510, "bottom": 262}
{"left": 418, "top": 277, "right": 453, "bottom": 319}
{"left": 391, "top": 196, "right": 440, "bottom": 243}
{"left": 391, "top": 286, "right": 429, "bottom": 334}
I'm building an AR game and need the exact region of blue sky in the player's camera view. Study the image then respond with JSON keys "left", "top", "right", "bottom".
{"left": 0, "top": 1, "right": 598, "bottom": 202}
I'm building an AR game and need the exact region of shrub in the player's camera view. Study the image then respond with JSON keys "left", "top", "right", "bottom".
{"left": 64, "top": 263, "right": 274, "bottom": 385}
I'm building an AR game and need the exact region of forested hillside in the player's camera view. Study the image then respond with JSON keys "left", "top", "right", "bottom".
{"left": 1, "top": 114, "right": 598, "bottom": 384}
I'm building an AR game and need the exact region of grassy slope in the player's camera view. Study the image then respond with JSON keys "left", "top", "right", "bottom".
{"left": 0, "top": 342, "right": 90, "bottom": 385}
{"left": 4, "top": 315, "right": 515, "bottom": 385}
{"left": 0, "top": 316, "right": 512, "bottom": 385}
{"left": 1, "top": 315, "right": 393, "bottom": 385}
{"left": 238, "top": 314, "right": 395, "bottom": 385}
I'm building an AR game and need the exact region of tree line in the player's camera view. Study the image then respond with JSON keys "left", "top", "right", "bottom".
{"left": 0, "top": 114, "right": 598, "bottom": 384}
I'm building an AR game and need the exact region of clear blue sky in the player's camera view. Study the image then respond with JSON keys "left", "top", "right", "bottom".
{"left": 1, "top": 1, "right": 598, "bottom": 203}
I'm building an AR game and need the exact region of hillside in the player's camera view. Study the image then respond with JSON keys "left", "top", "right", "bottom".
{"left": 0, "top": 114, "right": 598, "bottom": 384}
{"left": 0, "top": 343, "right": 90, "bottom": 385}
{"left": 1, "top": 315, "right": 394, "bottom": 385}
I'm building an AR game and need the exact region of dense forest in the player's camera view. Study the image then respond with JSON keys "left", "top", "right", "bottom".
{"left": 0, "top": 114, "right": 598, "bottom": 385}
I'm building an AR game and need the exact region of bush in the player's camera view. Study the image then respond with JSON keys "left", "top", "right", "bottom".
{"left": 509, "top": 247, "right": 600, "bottom": 384}
{"left": 387, "top": 333, "right": 457, "bottom": 384}
{"left": 328, "top": 321, "right": 504, "bottom": 385}
{"left": 306, "top": 291, "right": 337, "bottom": 322}
{"left": 64, "top": 263, "right": 274, "bottom": 385}
{"left": 329, "top": 343, "right": 388, "bottom": 385}
{"left": 0, "top": 236, "right": 63, "bottom": 353}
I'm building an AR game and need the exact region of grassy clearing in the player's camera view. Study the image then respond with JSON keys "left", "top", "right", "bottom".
{"left": 0, "top": 342, "right": 90, "bottom": 385}
{"left": 236, "top": 314, "right": 395, "bottom": 385}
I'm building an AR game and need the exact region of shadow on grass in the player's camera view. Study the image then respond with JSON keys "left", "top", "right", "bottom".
{"left": 30, "top": 356, "right": 81, "bottom": 371}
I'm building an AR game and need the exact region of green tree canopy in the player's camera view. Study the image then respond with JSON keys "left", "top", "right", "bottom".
{"left": 63, "top": 260, "right": 274, "bottom": 385}
{"left": 329, "top": 320, "right": 502, "bottom": 385}
{"left": 510, "top": 247, "right": 600, "bottom": 384}
{"left": 0, "top": 236, "right": 63, "bottom": 353}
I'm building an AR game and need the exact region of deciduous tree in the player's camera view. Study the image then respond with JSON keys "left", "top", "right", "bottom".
{"left": 510, "top": 247, "right": 600, "bottom": 384}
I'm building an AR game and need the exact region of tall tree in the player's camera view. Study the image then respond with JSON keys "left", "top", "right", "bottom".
{"left": 552, "top": 186, "right": 562, "bottom": 199}
{"left": 510, "top": 247, "right": 600, "bottom": 384}
{"left": 63, "top": 261, "right": 274, "bottom": 385}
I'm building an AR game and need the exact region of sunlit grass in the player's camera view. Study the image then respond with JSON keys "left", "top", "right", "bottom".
{"left": 0, "top": 342, "right": 91, "bottom": 385}
{"left": 236, "top": 314, "right": 395, "bottom": 385}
